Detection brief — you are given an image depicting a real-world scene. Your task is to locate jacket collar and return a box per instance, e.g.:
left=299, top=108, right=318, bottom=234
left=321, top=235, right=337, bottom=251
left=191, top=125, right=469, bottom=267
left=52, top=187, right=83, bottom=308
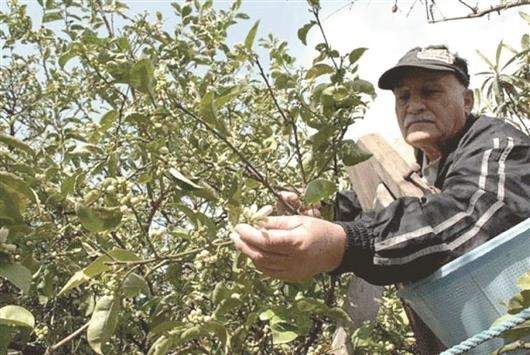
left=414, top=114, right=477, bottom=166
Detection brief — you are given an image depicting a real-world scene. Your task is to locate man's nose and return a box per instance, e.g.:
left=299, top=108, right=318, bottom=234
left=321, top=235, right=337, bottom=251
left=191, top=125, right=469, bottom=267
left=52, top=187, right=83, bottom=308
left=408, top=95, right=426, bottom=113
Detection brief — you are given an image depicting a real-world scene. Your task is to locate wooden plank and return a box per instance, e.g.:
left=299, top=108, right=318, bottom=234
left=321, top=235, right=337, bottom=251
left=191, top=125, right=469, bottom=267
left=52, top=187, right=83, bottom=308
left=373, top=183, right=394, bottom=210
left=346, top=158, right=380, bottom=210
left=357, top=134, right=424, bottom=199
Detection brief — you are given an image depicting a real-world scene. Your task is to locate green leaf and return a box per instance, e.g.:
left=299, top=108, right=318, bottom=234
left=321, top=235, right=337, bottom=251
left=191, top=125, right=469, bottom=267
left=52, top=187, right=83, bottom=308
left=149, top=321, right=184, bottom=337
left=0, top=135, right=34, bottom=155
left=327, top=307, right=352, bottom=323
left=0, top=172, right=35, bottom=202
left=495, top=40, right=503, bottom=70
left=0, top=324, right=16, bottom=354
left=297, top=21, right=316, bottom=46
left=309, top=125, right=334, bottom=151
left=259, top=309, right=276, bottom=323
left=181, top=4, right=192, bottom=18
left=519, top=11, right=530, bottom=24
left=235, top=13, right=250, bottom=20
left=348, top=47, right=368, bottom=64
left=76, top=205, right=123, bottom=233
left=294, top=298, right=326, bottom=313
left=116, top=36, right=130, bottom=51
left=99, top=110, right=118, bottom=132
left=244, top=20, right=260, bottom=50
left=340, top=140, right=372, bottom=166
left=60, top=173, right=78, bottom=196
left=271, top=329, right=298, bottom=345
left=58, top=50, right=77, bottom=68
left=304, top=179, right=337, bottom=204
left=0, top=184, right=25, bottom=224
left=59, top=249, right=140, bottom=296
left=168, top=168, right=202, bottom=190
left=476, top=49, right=495, bottom=70
left=199, top=92, right=228, bottom=136
left=517, top=272, right=530, bottom=290
left=212, top=282, right=229, bottom=305
left=199, top=91, right=217, bottom=123
left=0, top=306, right=35, bottom=328
left=148, top=335, right=172, bottom=355
left=0, top=263, right=32, bottom=293
left=42, top=11, right=62, bottom=23
left=87, top=295, right=120, bottom=354
left=216, top=86, right=241, bottom=108
left=108, top=62, right=132, bottom=84
left=305, top=63, right=334, bottom=80
left=129, top=59, right=154, bottom=94
left=351, top=78, right=375, bottom=97
left=179, top=320, right=230, bottom=352
left=122, top=272, right=149, bottom=298
left=507, top=290, right=530, bottom=314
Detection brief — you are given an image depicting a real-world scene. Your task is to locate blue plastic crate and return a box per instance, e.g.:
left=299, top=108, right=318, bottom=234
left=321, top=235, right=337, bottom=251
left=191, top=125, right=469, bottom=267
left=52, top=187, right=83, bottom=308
left=398, top=218, right=530, bottom=354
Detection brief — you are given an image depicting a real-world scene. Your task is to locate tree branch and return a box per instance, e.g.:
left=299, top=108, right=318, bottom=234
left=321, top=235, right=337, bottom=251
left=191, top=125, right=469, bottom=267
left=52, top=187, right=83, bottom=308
left=169, top=98, right=297, bottom=214
left=429, top=0, right=530, bottom=23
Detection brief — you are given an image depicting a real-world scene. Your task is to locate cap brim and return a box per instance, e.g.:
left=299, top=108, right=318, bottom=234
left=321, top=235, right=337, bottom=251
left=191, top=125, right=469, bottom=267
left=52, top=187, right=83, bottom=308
left=378, top=64, right=457, bottom=90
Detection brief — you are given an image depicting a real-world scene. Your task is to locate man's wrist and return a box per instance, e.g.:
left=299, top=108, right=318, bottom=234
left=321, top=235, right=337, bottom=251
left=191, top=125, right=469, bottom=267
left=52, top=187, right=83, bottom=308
left=329, top=220, right=375, bottom=275
left=325, top=221, right=348, bottom=272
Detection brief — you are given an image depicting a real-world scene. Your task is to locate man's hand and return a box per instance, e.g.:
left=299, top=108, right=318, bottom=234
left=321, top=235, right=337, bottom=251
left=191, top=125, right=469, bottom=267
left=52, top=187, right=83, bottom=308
left=276, top=191, right=321, bottom=217
left=232, top=216, right=347, bottom=282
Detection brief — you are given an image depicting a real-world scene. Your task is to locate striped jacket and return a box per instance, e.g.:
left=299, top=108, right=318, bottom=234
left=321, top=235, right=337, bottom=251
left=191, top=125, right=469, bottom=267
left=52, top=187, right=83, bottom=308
left=333, top=115, right=530, bottom=285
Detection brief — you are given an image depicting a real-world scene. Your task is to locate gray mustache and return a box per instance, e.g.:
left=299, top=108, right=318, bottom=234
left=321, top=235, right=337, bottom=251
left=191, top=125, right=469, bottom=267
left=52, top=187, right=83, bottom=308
left=404, top=115, right=435, bottom=128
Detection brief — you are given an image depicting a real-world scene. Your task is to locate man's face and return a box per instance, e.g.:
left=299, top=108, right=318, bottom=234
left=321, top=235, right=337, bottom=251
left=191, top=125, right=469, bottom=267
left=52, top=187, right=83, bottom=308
left=393, top=69, right=474, bottom=158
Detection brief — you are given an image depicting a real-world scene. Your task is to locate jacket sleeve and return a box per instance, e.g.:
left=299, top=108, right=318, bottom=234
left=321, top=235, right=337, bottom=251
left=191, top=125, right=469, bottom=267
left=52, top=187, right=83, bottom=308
left=332, top=130, right=530, bottom=285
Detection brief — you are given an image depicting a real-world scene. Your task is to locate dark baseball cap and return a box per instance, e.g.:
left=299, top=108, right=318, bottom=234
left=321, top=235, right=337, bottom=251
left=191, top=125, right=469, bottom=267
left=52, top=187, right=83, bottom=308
left=378, top=45, right=470, bottom=90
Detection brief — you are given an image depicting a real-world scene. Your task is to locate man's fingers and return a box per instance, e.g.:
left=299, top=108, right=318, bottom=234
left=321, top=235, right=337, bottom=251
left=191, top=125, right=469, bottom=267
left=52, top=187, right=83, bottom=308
left=259, top=216, right=303, bottom=230
left=232, top=232, right=291, bottom=270
left=253, top=251, right=290, bottom=270
left=231, top=232, right=262, bottom=260
left=235, top=223, right=294, bottom=254
left=300, top=207, right=321, bottom=218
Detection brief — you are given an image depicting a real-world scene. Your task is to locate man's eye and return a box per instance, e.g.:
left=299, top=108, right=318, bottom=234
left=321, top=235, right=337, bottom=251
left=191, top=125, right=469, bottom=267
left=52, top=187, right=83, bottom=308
left=424, top=88, right=440, bottom=96
left=398, top=94, right=409, bottom=101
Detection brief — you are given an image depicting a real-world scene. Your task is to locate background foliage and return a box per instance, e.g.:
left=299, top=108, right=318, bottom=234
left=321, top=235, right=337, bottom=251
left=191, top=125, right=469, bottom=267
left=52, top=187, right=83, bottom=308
left=0, top=0, right=374, bottom=353
left=0, top=0, right=528, bottom=354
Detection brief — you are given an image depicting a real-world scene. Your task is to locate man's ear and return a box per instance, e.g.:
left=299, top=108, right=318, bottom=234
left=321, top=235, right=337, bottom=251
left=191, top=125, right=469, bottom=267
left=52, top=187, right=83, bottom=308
left=463, top=89, right=474, bottom=115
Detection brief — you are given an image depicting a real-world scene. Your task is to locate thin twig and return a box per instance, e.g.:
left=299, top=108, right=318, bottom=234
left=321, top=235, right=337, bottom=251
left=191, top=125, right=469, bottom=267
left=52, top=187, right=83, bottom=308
left=406, top=0, right=420, bottom=17
left=311, top=7, right=339, bottom=71
left=106, top=240, right=234, bottom=267
left=254, top=56, right=307, bottom=184
left=324, top=0, right=356, bottom=20
left=130, top=203, right=160, bottom=258
left=95, top=0, right=114, bottom=38
left=44, top=322, right=90, bottom=355
left=457, top=0, right=478, bottom=13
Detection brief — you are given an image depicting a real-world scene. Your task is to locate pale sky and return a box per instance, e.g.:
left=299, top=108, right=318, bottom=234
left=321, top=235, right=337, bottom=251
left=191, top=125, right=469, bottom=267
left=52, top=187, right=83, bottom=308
left=2, top=0, right=528, bottom=143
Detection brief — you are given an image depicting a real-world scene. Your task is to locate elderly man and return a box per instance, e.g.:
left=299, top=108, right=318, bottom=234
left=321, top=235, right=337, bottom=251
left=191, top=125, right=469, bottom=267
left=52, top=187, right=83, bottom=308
left=232, top=45, right=530, bottom=286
